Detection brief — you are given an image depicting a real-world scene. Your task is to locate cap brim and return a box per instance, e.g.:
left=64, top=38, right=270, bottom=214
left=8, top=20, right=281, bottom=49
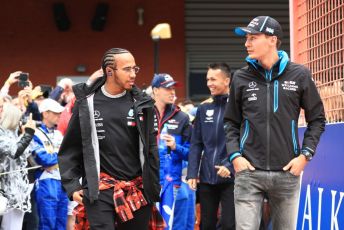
left=51, top=108, right=65, bottom=113
left=40, top=107, right=65, bottom=113
left=161, top=81, right=181, bottom=88
left=234, top=27, right=261, bottom=36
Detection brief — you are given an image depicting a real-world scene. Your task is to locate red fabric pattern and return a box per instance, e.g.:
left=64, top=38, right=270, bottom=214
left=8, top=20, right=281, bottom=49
left=73, top=173, right=166, bottom=230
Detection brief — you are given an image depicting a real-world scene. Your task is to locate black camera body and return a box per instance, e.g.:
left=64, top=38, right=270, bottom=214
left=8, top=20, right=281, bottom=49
left=19, top=115, right=42, bottom=128
left=18, top=73, right=29, bottom=88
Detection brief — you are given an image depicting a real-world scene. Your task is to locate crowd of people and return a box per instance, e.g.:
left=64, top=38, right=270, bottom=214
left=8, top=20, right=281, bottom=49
left=0, top=16, right=326, bottom=230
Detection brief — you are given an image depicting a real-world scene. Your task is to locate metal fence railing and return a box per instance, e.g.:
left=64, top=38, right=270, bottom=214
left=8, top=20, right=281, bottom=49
left=293, top=0, right=344, bottom=125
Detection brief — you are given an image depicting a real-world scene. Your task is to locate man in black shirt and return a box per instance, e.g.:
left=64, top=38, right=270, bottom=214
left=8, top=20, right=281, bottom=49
left=58, top=48, right=161, bottom=230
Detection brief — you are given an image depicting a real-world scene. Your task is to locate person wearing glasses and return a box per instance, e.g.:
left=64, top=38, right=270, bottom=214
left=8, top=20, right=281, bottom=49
left=58, top=48, right=162, bottom=230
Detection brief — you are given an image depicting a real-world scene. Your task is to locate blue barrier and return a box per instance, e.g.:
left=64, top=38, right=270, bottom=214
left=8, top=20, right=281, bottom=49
left=297, top=123, right=344, bottom=229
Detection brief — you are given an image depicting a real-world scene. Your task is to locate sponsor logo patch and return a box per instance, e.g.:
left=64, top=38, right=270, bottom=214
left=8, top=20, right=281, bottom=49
left=282, top=81, right=298, bottom=91
left=248, top=93, right=258, bottom=101
left=247, top=81, right=260, bottom=92
left=205, top=109, right=214, bottom=123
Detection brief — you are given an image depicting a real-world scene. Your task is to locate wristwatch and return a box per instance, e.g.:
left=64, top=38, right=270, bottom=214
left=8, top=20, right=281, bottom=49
left=301, top=150, right=313, bottom=161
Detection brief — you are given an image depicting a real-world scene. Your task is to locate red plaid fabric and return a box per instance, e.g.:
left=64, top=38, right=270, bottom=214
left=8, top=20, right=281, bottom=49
left=149, top=205, right=166, bottom=230
left=73, top=173, right=166, bottom=230
left=73, top=205, right=89, bottom=230
left=99, top=172, right=148, bottom=222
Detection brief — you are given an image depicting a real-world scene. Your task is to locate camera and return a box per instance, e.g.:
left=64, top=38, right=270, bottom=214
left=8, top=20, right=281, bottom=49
left=19, top=115, right=42, bottom=128
left=18, top=73, right=29, bottom=88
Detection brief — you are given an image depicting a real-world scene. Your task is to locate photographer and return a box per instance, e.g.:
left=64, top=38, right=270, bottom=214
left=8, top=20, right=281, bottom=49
left=1, top=71, right=21, bottom=97
left=18, top=87, right=42, bottom=122
left=49, top=78, right=74, bottom=106
left=0, top=101, right=36, bottom=230
left=1, top=71, right=41, bottom=121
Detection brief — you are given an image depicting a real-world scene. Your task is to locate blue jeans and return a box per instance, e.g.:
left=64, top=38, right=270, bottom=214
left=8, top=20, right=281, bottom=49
left=234, top=170, right=300, bottom=230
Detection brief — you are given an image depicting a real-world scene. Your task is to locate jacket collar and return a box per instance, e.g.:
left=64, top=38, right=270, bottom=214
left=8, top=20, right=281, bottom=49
left=212, top=94, right=228, bottom=104
left=72, top=77, right=153, bottom=107
left=39, top=123, right=55, bottom=133
left=246, top=50, right=289, bottom=79
left=72, top=77, right=106, bottom=100
left=164, top=104, right=180, bottom=117
left=155, top=104, right=180, bottom=122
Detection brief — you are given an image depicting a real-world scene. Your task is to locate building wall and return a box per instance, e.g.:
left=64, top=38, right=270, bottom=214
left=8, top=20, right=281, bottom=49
left=185, top=0, right=290, bottom=101
left=0, top=1, right=185, bottom=97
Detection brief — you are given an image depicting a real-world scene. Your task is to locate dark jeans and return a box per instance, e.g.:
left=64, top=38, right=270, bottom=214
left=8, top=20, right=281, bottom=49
left=199, top=182, right=235, bottom=230
left=84, top=189, right=152, bottom=230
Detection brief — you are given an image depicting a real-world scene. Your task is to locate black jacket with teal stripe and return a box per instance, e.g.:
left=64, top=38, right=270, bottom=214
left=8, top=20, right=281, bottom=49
left=224, top=51, right=326, bottom=170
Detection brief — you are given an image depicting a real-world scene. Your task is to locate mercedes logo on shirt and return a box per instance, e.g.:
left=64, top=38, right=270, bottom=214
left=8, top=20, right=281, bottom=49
left=94, top=110, right=100, bottom=119
left=249, top=81, right=257, bottom=88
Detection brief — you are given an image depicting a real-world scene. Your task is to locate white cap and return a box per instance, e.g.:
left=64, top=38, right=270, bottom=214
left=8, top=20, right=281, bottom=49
left=39, top=98, right=65, bottom=113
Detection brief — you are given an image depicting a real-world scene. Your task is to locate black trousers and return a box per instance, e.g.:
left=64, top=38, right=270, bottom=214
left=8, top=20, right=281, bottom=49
left=84, top=189, right=152, bottom=230
left=199, top=182, right=235, bottom=230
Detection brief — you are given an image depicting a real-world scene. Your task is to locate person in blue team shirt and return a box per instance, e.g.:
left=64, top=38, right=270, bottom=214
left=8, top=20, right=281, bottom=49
left=151, top=73, right=194, bottom=230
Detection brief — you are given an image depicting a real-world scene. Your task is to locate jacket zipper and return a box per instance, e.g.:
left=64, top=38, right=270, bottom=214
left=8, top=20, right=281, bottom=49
left=274, top=80, right=279, bottom=112
left=156, top=108, right=178, bottom=134
left=156, top=107, right=178, bottom=156
left=291, top=120, right=298, bottom=154
left=240, top=119, right=249, bottom=151
left=133, top=97, right=155, bottom=149
left=212, top=103, right=222, bottom=182
left=266, top=70, right=272, bottom=170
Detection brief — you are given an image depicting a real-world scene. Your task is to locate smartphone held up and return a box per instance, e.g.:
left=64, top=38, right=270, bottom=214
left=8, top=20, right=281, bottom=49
left=18, top=72, right=29, bottom=88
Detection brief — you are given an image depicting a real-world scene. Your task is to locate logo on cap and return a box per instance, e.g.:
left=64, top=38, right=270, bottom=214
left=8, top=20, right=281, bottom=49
left=266, top=27, right=274, bottom=34
left=234, top=16, right=283, bottom=39
left=163, top=74, right=173, bottom=82
left=151, top=73, right=179, bottom=88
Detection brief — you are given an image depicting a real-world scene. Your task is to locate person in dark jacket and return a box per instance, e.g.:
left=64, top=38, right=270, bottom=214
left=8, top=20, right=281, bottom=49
left=224, top=16, right=326, bottom=230
left=151, top=73, right=194, bottom=229
left=187, top=63, right=235, bottom=230
left=58, top=48, right=161, bottom=230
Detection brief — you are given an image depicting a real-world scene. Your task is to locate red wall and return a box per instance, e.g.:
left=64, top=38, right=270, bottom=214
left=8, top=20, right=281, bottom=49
left=0, top=1, right=185, bottom=97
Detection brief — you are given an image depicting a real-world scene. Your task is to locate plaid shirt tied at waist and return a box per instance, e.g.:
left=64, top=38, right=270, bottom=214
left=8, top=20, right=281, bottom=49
left=73, top=172, right=166, bottom=230
left=99, top=172, right=147, bottom=222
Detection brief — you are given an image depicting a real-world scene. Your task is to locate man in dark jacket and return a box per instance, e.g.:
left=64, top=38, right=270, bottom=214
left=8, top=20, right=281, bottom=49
left=187, top=63, right=235, bottom=230
left=58, top=48, right=161, bottom=230
left=224, top=16, right=326, bottom=229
